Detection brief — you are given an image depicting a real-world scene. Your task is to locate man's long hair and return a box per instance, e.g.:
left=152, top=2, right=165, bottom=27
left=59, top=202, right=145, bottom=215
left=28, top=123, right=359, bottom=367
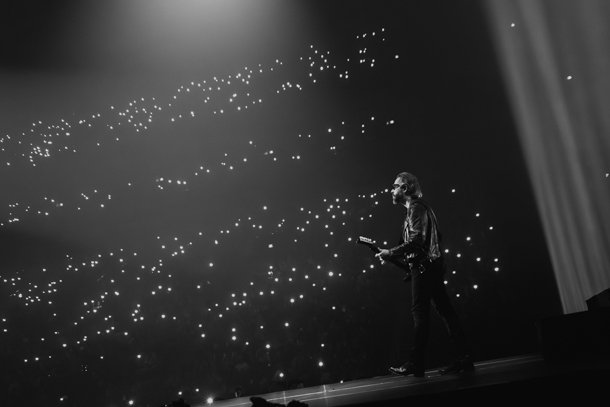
left=396, top=172, right=423, bottom=199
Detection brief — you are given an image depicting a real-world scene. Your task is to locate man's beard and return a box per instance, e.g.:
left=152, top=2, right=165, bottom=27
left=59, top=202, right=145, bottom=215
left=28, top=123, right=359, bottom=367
left=392, top=193, right=406, bottom=205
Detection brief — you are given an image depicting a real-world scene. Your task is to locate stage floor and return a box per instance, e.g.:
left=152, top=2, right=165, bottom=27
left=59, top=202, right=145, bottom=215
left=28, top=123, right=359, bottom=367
left=194, top=354, right=610, bottom=407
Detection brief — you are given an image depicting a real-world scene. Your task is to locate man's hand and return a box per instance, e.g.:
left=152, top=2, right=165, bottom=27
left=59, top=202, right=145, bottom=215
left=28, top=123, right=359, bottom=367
left=375, top=249, right=391, bottom=265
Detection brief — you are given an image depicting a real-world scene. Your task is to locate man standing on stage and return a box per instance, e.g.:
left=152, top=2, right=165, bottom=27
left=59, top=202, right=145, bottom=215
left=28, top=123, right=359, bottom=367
left=375, top=172, right=473, bottom=377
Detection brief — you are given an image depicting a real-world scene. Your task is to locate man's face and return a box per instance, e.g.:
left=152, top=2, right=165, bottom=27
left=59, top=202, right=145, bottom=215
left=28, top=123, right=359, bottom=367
left=391, top=177, right=407, bottom=205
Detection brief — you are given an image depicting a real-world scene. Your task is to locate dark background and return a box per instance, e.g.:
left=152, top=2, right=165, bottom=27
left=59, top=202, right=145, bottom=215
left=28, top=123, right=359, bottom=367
left=0, top=1, right=562, bottom=406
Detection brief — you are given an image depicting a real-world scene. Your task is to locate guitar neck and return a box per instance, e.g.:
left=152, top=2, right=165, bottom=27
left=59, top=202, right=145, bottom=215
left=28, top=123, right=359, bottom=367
left=369, top=244, right=410, bottom=272
left=356, top=236, right=411, bottom=273
left=357, top=237, right=412, bottom=281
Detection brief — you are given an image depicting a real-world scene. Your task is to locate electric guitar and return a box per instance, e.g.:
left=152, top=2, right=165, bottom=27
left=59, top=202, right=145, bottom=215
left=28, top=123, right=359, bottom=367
left=357, top=236, right=412, bottom=282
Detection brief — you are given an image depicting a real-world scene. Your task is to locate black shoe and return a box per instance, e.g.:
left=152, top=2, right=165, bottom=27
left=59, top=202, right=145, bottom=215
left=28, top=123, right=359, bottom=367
left=438, top=356, right=474, bottom=375
left=389, top=362, right=425, bottom=377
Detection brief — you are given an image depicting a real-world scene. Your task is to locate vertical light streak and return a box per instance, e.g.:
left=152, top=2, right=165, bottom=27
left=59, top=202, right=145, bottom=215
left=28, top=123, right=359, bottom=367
left=486, top=0, right=610, bottom=313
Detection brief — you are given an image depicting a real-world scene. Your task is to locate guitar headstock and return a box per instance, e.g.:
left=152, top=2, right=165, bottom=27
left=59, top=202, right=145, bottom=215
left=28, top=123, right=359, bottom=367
left=357, top=236, right=375, bottom=246
left=357, top=236, right=380, bottom=253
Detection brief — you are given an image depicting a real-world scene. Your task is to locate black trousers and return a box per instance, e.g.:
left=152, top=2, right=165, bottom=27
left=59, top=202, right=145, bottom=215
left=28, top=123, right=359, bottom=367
left=408, top=257, right=468, bottom=367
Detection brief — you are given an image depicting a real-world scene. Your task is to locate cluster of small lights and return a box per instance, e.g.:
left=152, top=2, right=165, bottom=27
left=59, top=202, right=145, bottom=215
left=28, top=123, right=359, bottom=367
left=0, top=26, right=515, bottom=406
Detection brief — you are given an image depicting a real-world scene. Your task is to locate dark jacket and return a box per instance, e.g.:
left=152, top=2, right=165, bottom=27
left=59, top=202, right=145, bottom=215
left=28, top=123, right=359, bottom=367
left=388, top=199, right=442, bottom=265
